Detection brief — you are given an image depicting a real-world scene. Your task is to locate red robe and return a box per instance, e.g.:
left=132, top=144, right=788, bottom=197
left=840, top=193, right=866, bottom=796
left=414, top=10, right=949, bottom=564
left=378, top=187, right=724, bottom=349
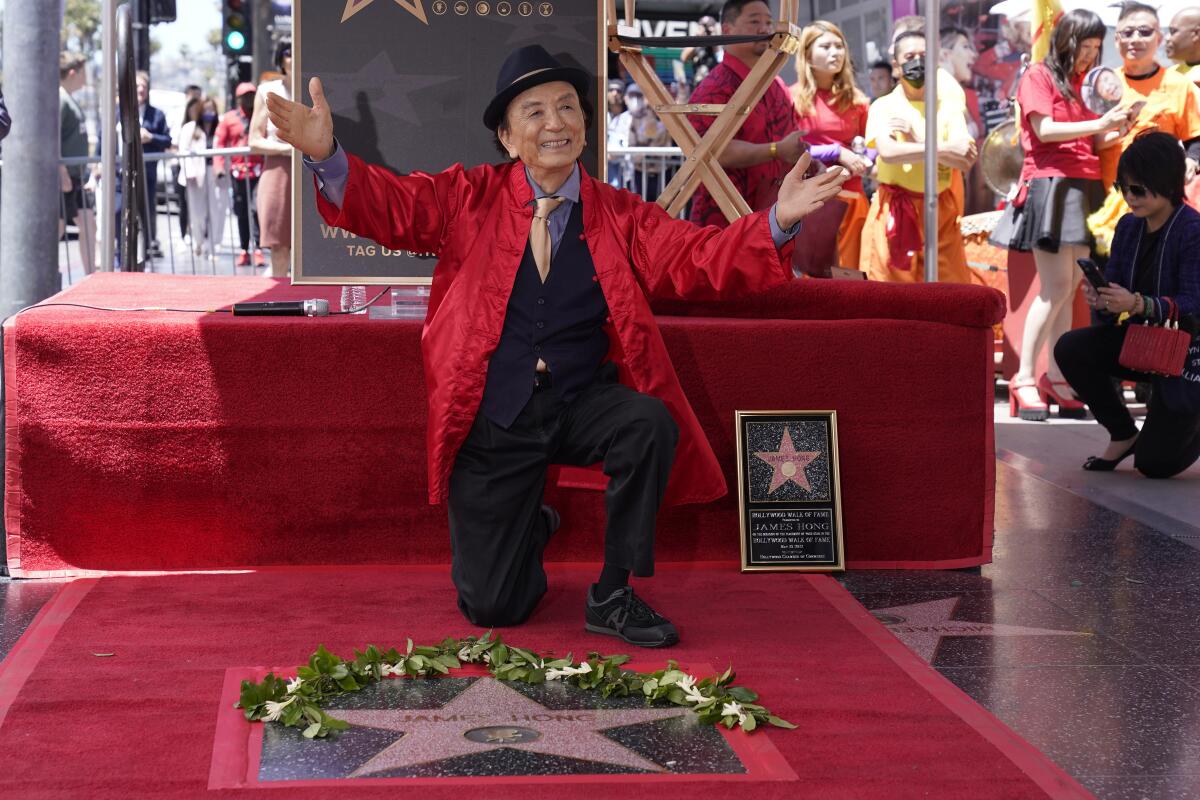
left=315, top=155, right=794, bottom=505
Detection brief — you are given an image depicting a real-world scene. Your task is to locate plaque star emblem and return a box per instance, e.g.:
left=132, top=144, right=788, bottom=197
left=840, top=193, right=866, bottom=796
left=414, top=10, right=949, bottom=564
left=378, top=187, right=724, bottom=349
left=753, top=427, right=821, bottom=494
left=872, top=597, right=1091, bottom=663
left=333, top=677, right=688, bottom=776
left=342, top=0, right=429, bottom=25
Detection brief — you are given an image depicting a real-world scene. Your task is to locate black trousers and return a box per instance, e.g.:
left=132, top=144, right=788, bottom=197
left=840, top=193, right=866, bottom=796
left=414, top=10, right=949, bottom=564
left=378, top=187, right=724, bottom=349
left=1055, top=325, right=1200, bottom=478
left=447, top=364, right=678, bottom=627
left=231, top=174, right=260, bottom=252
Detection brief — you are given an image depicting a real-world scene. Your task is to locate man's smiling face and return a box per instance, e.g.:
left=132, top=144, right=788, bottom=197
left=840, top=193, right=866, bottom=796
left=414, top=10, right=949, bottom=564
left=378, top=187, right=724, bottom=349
left=498, top=81, right=586, bottom=175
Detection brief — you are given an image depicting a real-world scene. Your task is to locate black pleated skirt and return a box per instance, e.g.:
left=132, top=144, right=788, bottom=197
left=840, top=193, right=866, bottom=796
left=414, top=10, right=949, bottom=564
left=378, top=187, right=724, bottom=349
left=990, top=176, right=1105, bottom=253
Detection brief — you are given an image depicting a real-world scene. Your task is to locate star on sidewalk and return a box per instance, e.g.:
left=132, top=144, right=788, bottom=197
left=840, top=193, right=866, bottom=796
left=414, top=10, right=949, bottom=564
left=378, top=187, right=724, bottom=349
left=872, top=597, right=1091, bottom=663
left=753, top=427, right=821, bottom=494
left=334, top=677, right=688, bottom=776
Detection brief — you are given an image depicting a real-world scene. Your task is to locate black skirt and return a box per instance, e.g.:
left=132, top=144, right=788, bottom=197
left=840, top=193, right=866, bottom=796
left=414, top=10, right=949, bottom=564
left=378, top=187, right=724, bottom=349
left=990, top=176, right=1105, bottom=253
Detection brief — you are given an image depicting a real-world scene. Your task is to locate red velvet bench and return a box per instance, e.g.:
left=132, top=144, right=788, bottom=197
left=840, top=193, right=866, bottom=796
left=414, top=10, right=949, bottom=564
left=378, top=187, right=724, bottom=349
left=3, top=274, right=1003, bottom=577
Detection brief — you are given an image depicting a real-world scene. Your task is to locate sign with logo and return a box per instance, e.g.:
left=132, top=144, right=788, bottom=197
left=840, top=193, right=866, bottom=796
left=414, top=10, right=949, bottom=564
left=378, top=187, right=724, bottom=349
left=734, top=410, right=845, bottom=572
left=292, top=0, right=603, bottom=284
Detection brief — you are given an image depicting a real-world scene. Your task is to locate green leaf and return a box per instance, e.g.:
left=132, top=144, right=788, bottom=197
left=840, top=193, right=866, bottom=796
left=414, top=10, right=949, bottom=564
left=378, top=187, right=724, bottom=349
left=525, top=668, right=546, bottom=684
left=742, top=713, right=757, bottom=732
left=767, top=715, right=797, bottom=729
left=642, top=678, right=659, bottom=697
left=302, top=722, right=323, bottom=739
left=336, top=675, right=360, bottom=691
left=492, top=644, right=509, bottom=666
left=435, top=654, right=461, bottom=670
left=727, top=686, right=758, bottom=703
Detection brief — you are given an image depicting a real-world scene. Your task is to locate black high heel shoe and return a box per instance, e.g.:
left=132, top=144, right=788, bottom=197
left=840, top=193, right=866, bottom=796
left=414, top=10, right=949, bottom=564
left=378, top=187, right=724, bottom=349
left=1082, top=440, right=1137, bottom=471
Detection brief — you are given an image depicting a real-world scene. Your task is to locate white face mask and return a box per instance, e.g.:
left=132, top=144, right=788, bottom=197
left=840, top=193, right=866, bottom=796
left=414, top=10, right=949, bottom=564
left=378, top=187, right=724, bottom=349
left=626, top=95, right=645, bottom=112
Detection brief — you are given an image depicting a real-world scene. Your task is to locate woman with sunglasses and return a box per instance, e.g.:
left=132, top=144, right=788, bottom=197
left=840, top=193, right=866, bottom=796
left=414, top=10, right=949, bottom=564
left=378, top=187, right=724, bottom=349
left=991, top=9, right=1133, bottom=421
left=1086, top=3, right=1200, bottom=256
left=1054, top=132, right=1200, bottom=476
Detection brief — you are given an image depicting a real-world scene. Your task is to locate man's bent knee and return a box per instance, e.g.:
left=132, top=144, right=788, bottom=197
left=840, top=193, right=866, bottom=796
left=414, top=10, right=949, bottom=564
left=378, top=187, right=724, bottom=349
left=457, top=594, right=532, bottom=628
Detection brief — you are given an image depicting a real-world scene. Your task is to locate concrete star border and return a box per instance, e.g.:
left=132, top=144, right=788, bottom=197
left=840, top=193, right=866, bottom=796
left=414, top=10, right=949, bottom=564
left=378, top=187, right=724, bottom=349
left=237, top=632, right=795, bottom=740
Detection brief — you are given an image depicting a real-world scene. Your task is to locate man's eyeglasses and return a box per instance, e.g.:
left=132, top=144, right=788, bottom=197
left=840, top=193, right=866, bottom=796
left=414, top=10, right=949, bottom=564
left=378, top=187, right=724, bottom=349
left=1116, top=181, right=1150, bottom=198
left=1117, top=26, right=1159, bottom=39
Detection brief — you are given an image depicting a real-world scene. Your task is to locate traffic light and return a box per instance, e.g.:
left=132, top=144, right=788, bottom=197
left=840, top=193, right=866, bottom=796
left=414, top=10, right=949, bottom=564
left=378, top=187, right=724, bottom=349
left=222, top=0, right=252, bottom=56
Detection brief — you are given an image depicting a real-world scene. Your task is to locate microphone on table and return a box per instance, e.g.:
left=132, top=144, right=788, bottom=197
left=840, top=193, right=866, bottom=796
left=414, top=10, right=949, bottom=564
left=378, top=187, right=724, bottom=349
left=231, top=299, right=331, bottom=317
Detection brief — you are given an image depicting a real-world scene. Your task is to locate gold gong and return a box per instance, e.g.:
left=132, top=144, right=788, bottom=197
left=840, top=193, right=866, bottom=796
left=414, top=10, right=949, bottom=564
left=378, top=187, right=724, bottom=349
left=980, top=119, right=1023, bottom=197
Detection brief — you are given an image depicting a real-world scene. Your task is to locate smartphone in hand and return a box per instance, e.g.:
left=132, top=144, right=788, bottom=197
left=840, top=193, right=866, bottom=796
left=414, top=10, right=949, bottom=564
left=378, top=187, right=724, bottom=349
left=1076, top=257, right=1109, bottom=290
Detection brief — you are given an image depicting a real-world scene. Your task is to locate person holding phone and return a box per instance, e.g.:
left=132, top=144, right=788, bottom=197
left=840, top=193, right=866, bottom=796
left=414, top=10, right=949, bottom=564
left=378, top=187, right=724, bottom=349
left=990, top=9, right=1133, bottom=420
left=1055, top=132, right=1200, bottom=476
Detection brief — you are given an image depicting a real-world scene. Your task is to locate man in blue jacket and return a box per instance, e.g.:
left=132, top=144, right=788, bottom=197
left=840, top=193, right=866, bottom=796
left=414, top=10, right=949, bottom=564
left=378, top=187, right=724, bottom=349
left=135, top=71, right=171, bottom=258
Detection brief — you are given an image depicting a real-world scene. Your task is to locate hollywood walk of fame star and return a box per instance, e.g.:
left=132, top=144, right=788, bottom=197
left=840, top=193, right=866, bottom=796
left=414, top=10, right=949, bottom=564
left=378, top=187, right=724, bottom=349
left=343, top=0, right=430, bottom=25
left=314, top=52, right=458, bottom=126
left=753, top=427, right=821, bottom=494
left=333, top=677, right=689, bottom=776
left=872, top=597, right=1091, bottom=663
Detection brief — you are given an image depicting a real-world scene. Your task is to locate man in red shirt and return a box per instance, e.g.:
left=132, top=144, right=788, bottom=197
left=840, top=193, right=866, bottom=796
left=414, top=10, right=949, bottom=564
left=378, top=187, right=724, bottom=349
left=687, top=0, right=808, bottom=227
left=214, top=82, right=265, bottom=268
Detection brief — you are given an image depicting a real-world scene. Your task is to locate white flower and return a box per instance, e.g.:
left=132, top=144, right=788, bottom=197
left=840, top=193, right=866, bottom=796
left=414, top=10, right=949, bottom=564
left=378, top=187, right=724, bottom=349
left=285, top=677, right=303, bottom=694
left=545, top=662, right=593, bottom=681
left=458, top=645, right=473, bottom=661
left=682, top=684, right=713, bottom=706
left=262, top=696, right=296, bottom=722
left=721, top=701, right=748, bottom=726
left=380, top=661, right=406, bottom=677
left=676, top=674, right=697, bottom=692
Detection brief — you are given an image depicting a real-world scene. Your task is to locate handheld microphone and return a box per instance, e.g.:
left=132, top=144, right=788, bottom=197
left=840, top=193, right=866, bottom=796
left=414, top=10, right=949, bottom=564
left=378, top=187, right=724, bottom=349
left=232, top=299, right=330, bottom=317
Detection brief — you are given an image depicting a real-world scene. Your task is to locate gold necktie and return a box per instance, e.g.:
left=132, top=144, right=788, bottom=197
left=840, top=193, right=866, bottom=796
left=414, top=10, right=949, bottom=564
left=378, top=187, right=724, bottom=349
left=530, top=195, right=564, bottom=283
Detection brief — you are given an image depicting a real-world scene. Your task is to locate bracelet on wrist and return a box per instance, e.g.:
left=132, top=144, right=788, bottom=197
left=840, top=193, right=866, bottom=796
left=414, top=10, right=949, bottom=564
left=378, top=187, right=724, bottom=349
left=768, top=141, right=778, bottom=159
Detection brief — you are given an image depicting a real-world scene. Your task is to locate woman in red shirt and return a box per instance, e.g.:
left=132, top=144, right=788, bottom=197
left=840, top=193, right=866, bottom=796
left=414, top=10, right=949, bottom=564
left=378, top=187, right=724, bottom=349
left=790, top=21, right=873, bottom=270
left=990, top=9, right=1132, bottom=420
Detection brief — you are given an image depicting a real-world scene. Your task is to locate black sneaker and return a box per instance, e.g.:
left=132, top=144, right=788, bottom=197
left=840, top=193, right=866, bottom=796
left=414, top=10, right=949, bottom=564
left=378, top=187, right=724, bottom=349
left=585, top=585, right=679, bottom=648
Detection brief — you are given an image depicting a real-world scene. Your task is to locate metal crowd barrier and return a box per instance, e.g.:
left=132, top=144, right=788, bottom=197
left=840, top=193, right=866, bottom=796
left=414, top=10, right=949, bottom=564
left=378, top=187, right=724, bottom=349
left=44, top=146, right=261, bottom=283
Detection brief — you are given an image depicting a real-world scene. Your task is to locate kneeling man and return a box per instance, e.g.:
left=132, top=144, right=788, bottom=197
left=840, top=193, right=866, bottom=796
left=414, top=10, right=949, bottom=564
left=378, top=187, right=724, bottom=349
left=268, top=45, right=846, bottom=647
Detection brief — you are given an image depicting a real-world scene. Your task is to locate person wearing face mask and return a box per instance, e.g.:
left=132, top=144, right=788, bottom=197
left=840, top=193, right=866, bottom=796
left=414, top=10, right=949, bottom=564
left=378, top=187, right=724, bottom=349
left=1087, top=2, right=1200, bottom=255
left=618, top=84, right=671, bottom=199
left=790, top=21, right=873, bottom=270
left=687, top=0, right=810, bottom=227
left=990, top=10, right=1133, bottom=421
left=177, top=97, right=229, bottom=260
left=860, top=26, right=977, bottom=283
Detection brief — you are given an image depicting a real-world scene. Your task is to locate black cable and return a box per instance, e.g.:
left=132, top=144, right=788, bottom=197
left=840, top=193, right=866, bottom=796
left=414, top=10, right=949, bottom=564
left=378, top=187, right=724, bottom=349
left=330, top=285, right=393, bottom=315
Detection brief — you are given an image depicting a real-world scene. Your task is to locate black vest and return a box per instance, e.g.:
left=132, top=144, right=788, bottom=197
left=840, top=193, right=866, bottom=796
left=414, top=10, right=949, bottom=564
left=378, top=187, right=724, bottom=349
left=480, top=201, right=610, bottom=428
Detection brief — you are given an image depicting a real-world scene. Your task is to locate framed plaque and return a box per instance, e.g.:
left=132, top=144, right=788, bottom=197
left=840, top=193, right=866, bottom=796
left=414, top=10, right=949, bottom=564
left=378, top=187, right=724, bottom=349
left=734, top=411, right=845, bottom=572
left=292, top=0, right=605, bottom=285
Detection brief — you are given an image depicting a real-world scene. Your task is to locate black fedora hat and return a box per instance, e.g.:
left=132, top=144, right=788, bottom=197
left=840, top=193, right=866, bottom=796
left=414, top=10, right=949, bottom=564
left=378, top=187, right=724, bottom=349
left=483, top=45, right=591, bottom=131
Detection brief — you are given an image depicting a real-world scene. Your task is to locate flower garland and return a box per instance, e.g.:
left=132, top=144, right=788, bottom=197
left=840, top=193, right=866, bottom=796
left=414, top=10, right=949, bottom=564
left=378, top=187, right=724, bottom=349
left=237, top=632, right=795, bottom=739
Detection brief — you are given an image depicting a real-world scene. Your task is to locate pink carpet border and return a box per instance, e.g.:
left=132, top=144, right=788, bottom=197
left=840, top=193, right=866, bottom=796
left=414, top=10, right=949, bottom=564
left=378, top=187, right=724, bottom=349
left=209, top=662, right=798, bottom=789
left=0, top=578, right=97, bottom=728
left=807, top=575, right=1092, bottom=799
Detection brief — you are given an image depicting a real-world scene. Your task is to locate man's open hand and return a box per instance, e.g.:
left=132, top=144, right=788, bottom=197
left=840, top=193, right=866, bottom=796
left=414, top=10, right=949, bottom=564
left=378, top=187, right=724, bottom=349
left=265, top=76, right=335, bottom=161
left=775, top=152, right=849, bottom=229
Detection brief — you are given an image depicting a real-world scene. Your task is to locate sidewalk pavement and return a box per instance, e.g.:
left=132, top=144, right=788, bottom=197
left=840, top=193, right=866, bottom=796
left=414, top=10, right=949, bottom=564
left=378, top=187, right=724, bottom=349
left=994, top=388, right=1200, bottom=549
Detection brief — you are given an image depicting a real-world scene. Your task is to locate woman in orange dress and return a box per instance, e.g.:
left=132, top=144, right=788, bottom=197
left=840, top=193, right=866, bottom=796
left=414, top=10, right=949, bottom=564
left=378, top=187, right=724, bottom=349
left=790, top=21, right=873, bottom=270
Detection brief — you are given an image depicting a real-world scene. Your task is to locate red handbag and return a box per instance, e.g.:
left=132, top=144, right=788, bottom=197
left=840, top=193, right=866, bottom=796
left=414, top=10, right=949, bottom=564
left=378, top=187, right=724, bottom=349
left=1118, top=298, right=1192, bottom=377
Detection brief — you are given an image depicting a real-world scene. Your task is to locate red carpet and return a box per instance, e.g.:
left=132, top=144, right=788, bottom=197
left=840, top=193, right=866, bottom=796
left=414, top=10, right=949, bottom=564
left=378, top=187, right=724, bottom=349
left=0, top=566, right=1088, bottom=798
left=5, top=274, right=1000, bottom=576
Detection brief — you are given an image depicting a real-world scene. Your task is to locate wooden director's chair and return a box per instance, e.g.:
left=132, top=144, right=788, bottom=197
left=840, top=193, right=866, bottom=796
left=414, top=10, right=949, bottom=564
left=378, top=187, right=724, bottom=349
left=605, top=0, right=803, bottom=222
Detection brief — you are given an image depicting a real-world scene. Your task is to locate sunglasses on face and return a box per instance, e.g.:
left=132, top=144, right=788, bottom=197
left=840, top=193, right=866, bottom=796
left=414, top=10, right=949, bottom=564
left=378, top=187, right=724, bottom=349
left=1118, top=26, right=1158, bottom=39
left=1116, top=181, right=1149, bottom=198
